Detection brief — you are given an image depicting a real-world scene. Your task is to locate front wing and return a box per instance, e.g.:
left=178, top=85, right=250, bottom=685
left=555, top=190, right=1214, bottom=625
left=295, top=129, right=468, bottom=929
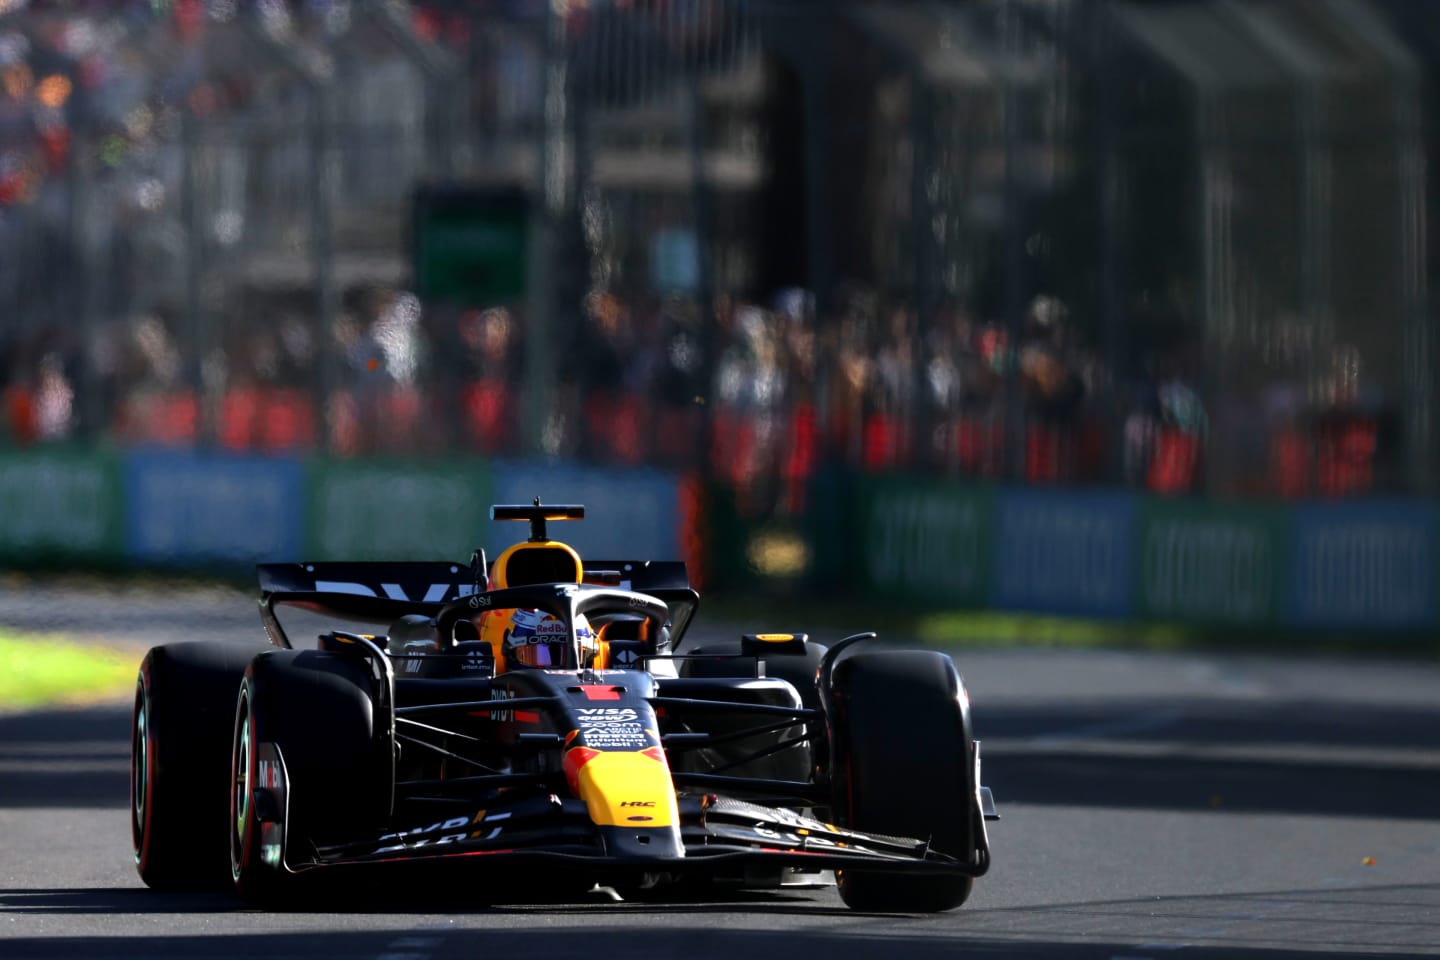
left=298, top=793, right=985, bottom=878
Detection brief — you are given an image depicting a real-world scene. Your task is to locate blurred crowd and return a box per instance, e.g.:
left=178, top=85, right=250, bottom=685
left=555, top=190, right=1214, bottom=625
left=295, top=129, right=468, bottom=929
left=2, top=271, right=1404, bottom=510
left=0, top=0, right=1407, bottom=507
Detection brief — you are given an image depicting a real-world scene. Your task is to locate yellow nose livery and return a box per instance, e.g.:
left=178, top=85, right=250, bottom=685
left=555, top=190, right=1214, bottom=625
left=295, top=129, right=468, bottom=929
left=564, top=745, right=679, bottom=829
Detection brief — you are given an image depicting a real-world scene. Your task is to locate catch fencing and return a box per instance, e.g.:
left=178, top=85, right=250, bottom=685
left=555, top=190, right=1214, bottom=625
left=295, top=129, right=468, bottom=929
left=1, top=0, right=1436, bottom=586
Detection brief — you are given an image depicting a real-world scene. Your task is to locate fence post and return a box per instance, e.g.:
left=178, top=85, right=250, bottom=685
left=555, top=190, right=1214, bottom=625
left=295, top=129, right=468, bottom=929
left=690, top=70, right=717, bottom=475
left=1195, top=84, right=1226, bottom=496
left=523, top=0, right=568, bottom=457
left=241, top=12, right=335, bottom=453
left=1001, top=0, right=1027, bottom=485
left=1096, top=2, right=1126, bottom=486
left=1395, top=54, right=1433, bottom=495
left=180, top=105, right=209, bottom=445
left=910, top=71, right=934, bottom=471
left=363, top=0, right=461, bottom=181
left=310, top=78, right=338, bottom=453
left=803, top=11, right=832, bottom=321
left=68, top=121, right=105, bottom=440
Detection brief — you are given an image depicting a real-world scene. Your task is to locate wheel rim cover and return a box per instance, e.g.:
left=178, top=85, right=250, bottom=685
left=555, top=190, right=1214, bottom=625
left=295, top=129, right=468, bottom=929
left=232, top=707, right=250, bottom=871
left=131, top=685, right=147, bottom=855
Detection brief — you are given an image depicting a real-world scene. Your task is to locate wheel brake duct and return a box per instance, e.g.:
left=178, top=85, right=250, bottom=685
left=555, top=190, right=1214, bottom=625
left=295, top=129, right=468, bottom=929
left=812, top=632, right=878, bottom=789
left=328, top=631, right=397, bottom=818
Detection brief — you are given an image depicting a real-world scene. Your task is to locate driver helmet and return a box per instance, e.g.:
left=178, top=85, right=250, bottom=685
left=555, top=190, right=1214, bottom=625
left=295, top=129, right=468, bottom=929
left=501, top=609, right=598, bottom=670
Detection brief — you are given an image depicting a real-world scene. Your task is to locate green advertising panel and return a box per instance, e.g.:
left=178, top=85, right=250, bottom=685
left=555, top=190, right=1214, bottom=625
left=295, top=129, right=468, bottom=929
left=413, top=186, right=528, bottom=306
left=1138, top=498, right=1287, bottom=625
left=0, top=447, right=122, bottom=565
left=306, top=458, right=492, bottom=562
left=859, top=475, right=991, bottom=606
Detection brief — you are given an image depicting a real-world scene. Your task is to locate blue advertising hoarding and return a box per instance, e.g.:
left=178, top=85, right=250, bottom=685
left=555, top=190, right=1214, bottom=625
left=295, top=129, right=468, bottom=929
left=1287, top=500, right=1437, bottom=631
left=68, top=446, right=1437, bottom=638
left=124, top=449, right=305, bottom=567
left=489, top=461, right=681, bottom=562
left=991, top=489, right=1137, bottom=618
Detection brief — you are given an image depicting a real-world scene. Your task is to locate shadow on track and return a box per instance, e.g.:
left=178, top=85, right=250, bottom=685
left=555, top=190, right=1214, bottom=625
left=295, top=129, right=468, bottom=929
left=987, top=750, right=1440, bottom=819
left=0, top=887, right=237, bottom=916
left=3, top=925, right=1439, bottom=960
left=979, top=698, right=1440, bottom=819
left=978, top=698, right=1440, bottom=751
left=967, top=880, right=1440, bottom=921
left=0, top=705, right=130, bottom=808
left=0, top=881, right=854, bottom=921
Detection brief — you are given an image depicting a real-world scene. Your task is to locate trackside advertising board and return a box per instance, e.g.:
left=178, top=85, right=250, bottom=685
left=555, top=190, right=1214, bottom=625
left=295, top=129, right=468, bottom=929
left=1287, top=501, right=1436, bottom=631
left=2, top=442, right=1432, bottom=637
left=991, top=489, right=1137, bottom=618
left=852, top=476, right=1436, bottom=634
left=0, top=448, right=122, bottom=565
left=1137, top=499, right=1286, bottom=625
left=124, top=449, right=304, bottom=567
left=306, top=458, right=492, bottom=561
left=858, top=475, right=991, bottom=606
left=489, top=461, right=682, bottom=561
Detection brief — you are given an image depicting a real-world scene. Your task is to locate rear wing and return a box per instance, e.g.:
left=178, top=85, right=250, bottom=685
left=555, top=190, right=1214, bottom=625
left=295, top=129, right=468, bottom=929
left=257, top=560, right=696, bottom=649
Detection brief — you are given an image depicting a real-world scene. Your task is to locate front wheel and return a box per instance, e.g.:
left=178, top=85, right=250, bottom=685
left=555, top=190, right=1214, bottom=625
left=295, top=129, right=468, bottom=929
left=229, top=675, right=288, bottom=903
left=229, top=650, right=385, bottom=904
left=828, top=650, right=980, bottom=913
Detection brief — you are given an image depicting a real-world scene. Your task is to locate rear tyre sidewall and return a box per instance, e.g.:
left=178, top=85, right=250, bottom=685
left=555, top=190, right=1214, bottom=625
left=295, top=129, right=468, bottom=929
left=131, top=641, right=267, bottom=890
left=829, top=650, right=978, bottom=913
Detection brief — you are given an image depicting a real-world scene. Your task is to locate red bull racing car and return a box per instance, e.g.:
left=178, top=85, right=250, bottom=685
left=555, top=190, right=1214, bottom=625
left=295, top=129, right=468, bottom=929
left=130, top=502, right=997, bottom=912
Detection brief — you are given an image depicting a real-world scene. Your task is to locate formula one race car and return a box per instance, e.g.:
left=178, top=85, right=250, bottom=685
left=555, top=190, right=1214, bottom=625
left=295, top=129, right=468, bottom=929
left=130, top=501, right=996, bottom=912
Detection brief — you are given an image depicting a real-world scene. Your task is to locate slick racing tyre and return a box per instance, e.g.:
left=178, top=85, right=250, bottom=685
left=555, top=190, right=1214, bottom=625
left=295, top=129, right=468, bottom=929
left=230, top=649, right=385, bottom=904
left=828, top=650, right=979, bottom=913
left=131, top=640, right=269, bottom=890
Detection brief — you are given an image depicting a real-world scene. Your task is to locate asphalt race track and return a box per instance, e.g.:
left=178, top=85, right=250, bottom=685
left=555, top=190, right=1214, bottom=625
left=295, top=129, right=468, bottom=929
left=3, top=582, right=1440, bottom=959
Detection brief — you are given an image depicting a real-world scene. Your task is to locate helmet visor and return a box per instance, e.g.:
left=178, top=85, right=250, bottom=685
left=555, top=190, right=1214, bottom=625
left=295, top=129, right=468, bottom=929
left=505, top=610, right=589, bottom=670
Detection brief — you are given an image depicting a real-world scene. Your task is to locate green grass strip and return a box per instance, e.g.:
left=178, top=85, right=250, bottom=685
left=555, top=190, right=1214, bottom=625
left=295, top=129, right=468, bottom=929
left=0, top=632, right=136, bottom=712
left=911, top=610, right=1193, bottom=649
left=704, top=594, right=1438, bottom=658
left=704, top=595, right=1163, bottom=646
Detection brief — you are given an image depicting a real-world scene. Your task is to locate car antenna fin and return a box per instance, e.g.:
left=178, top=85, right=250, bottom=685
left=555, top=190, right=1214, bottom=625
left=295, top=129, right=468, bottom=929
left=470, top=547, right=487, bottom=594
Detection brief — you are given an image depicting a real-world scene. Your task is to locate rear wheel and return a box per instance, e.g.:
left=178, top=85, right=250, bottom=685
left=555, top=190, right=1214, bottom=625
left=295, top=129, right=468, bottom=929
left=828, top=650, right=979, bottom=913
left=131, top=641, right=268, bottom=890
left=230, top=650, right=385, bottom=903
